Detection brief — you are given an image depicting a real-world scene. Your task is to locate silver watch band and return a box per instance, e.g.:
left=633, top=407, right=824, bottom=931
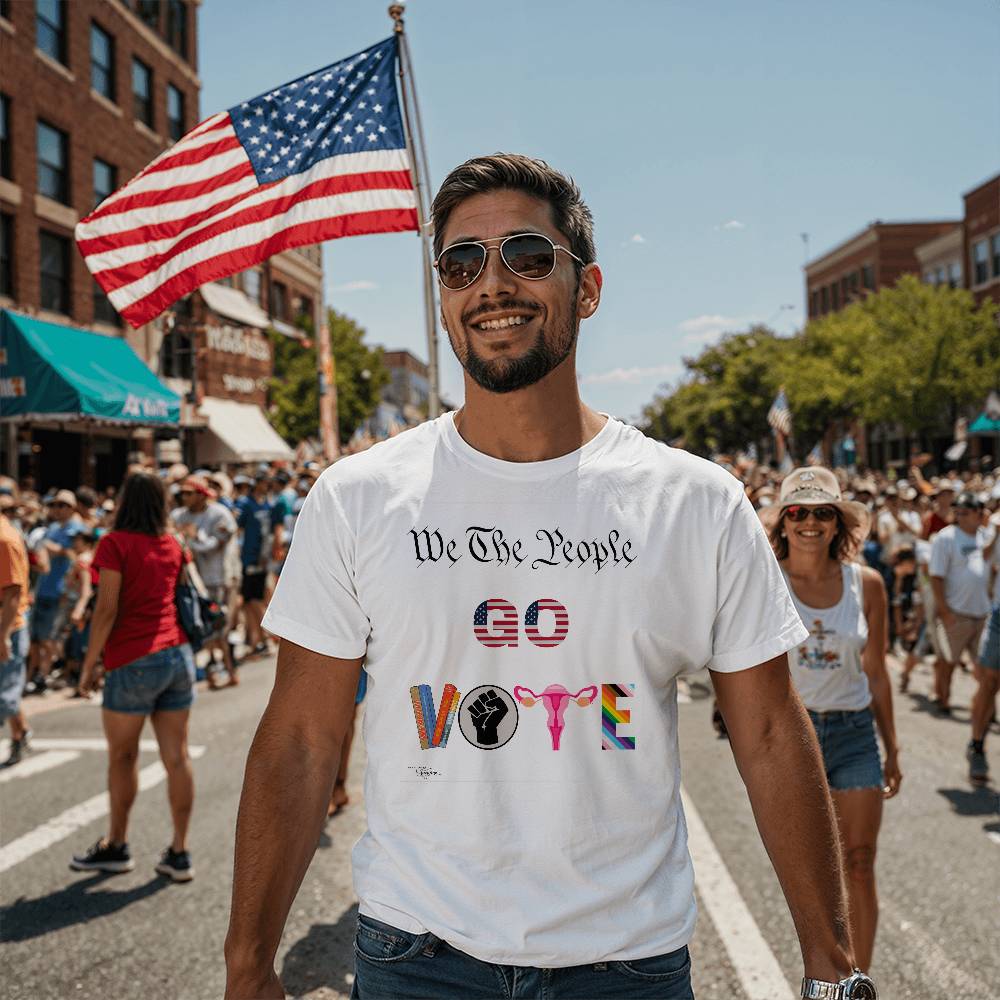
left=801, top=978, right=845, bottom=999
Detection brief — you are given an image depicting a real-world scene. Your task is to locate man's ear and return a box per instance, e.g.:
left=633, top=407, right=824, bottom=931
left=577, top=263, right=603, bottom=321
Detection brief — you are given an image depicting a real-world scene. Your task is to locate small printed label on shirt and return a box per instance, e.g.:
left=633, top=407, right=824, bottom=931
left=407, top=765, right=443, bottom=780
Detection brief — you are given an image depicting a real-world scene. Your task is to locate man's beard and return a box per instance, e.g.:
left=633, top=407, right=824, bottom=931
left=454, top=311, right=578, bottom=395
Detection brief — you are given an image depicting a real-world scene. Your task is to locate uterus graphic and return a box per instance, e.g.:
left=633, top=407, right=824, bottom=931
left=513, top=684, right=598, bottom=750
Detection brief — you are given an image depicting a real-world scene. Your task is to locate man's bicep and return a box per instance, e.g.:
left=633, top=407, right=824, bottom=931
left=266, top=638, right=363, bottom=751
left=709, top=653, right=799, bottom=749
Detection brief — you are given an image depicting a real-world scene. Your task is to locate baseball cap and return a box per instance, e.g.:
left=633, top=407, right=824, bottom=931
left=954, top=491, right=982, bottom=511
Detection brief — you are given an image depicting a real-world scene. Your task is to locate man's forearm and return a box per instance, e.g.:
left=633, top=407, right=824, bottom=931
left=734, top=694, right=854, bottom=979
left=224, top=710, right=341, bottom=993
left=0, top=587, right=20, bottom=640
left=930, top=577, right=949, bottom=618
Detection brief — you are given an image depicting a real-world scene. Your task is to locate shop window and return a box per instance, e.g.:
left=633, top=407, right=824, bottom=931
left=93, top=279, right=120, bottom=326
left=242, top=268, right=261, bottom=304
left=132, top=58, right=153, bottom=127
left=167, top=84, right=184, bottom=142
left=93, top=158, right=117, bottom=209
left=37, top=120, right=69, bottom=204
left=0, top=94, right=10, bottom=180
left=136, top=0, right=160, bottom=31
left=36, top=0, right=67, bottom=65
left=90, top=23, right=115, bottom=100
left=0, top=213, right=13, bottom=297
left=972, top=239, right=989, bottom=285
left=270, top=280, right=288, bottom=320
left=166, top=0, right=187, bottom=59
left=39, top=229, right=70, bottom=314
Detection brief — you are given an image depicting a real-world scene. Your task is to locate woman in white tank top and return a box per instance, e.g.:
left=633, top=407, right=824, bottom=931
left=764, top=467, right=901, bottom=973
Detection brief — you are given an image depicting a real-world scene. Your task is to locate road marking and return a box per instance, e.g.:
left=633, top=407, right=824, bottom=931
left=0, top=737, right=166, bottom=755
left=681, top=786, right=796, bottom=1000
left=988, top=831, right=1000, bottom=847
left=0, top=750, right=81, bottom=784
left=0, top=745, right=205, bottom=874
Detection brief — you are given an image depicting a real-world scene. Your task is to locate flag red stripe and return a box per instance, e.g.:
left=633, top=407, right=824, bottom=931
left=117, top=207, right=417, bottom=326
left=138, top=133, right=244, bottom=177
left=85, top=169, right=415, bottom=278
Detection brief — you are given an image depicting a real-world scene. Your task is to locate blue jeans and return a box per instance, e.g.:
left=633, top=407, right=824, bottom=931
left=102, top=643, right=196, bottom=714
left=807, top=706, right=883, bottom=791
left=351, top=915, right=694, bottom=999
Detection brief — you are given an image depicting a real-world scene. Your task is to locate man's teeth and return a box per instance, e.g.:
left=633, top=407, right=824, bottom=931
left=475, top=315, right=528, bottom=331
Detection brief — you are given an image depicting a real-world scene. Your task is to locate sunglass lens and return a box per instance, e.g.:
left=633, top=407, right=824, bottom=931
left=814, top=507, right=837, bottom=521
left=438, top=243, right=486, bottom=289
left=501, top=234, right=556, bottom=279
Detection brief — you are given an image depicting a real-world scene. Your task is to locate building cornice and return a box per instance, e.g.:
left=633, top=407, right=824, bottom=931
left=805, top=226, right=877, bottom=277
left=914, top=226, right=962, bottom=265
left=271, top=249, right=324, bottom=290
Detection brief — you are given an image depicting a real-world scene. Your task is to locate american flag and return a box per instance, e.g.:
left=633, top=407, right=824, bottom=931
left=524, top=599, right=569, bottom=648
left=75, top=35, right=417, bottom=329
left=473, top=599, right=519, bottom=649
left=767, top=389, right=793, bottom=437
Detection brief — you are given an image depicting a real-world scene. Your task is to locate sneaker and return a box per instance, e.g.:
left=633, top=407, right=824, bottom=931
left=967, top=743, right=989, bottom=783
left=3, top=729, right=32, bottom=767
left=70, top=839, right=135, bottom=873
left=155, top=846, right=194, bottom=882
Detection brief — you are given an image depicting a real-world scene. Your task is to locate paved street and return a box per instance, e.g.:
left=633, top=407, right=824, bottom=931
left=2, top=654, right=997, bottom=1000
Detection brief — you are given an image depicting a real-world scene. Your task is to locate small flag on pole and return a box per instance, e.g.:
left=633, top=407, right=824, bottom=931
left=767, top=389, right=793, bottom=437
left=806, top=442, right=823, bottom=466
left=76, top=36, right=417, bottom=328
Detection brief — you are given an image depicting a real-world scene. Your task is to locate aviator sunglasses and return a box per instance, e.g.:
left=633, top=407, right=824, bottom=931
left=434, top=233, right=584, bottom=291
left=784, top=504, right=838, bottom=522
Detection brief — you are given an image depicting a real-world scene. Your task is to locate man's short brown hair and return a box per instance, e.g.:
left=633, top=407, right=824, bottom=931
left=430, top=153, right=596, bottom=270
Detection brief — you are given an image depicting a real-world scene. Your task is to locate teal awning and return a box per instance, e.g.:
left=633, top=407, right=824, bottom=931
left=0, top=310, right=180, bottom=426
left=969, top=412, right=1000, bottom=434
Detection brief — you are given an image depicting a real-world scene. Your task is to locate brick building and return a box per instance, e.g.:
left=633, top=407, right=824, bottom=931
left=963, top=172, right=1000, bottom=308
left=0, top=0, right=322, bottom=483
left=804, top=220, right=959, bottom=320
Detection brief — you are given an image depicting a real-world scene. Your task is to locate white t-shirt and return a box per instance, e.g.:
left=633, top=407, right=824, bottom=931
left=929, top=524, right=991, bottom=618
left=263, top=412, right=808, bottom=966
left=877, top=507, right=921, bottom=557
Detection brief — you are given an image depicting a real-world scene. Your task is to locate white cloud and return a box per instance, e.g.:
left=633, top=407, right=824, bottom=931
left=329, top=279, right=378, bottom=293
left=678, top=314, right=747, bottom=344
left=579, top=363, right=681, bottom=386
left=715, top=219, right=745, bottom=231
left=629, top=233, right=646, bottom=243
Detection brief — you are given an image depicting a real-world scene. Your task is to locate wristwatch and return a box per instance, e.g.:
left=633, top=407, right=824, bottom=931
left=801, top=970, right=877, bottom=999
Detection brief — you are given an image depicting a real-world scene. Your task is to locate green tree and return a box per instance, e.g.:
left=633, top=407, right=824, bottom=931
left=268, top=307, right=390, bottom=446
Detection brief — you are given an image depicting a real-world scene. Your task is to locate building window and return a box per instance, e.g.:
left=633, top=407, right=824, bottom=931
left=36, top=0, right=67, bottom=65
left=923, top=270, right=936, bottom=286
left=39, top=229, right=71, bottom=314
left=166, top=0, right=187, bottom=58
left=0, top=213, right=12, bottom=297
left=847, top=271, right=859, bottom=298
left=242, top=268, right=261, bottom=304
left=972, top=239, right=989, bottom=285
left=270, top=280, right=288, bottom=320
left=37, top=120, right=69, bottom=204
left=820, top=286, right=829, bottom=313
left=0, top=1, right=11, bottom=21
left=93, top=279, right=120, bottom=326
left=808, top=290, right=818, bottom=317
left=0, top=94, right=10, bottom=181
left=132, top=58, right=153, bottom=127
left=90, top=23, right=115, bottom=100
left=861, top=264, right=874, bottom=290
left=830, top=282, right=840, bottom=310
left=948, top=261, right=961, bottom=288
left=159, top=328, right=193, bottom=380
left=992, top=233, right=1000, bottom=278
left=296, top=295, right=313, bottom=327
left=93, top=158, right=116, bottom=208
left=136, top=0, right=160, bottom=31
left=167, top=84, right=184, bottom=141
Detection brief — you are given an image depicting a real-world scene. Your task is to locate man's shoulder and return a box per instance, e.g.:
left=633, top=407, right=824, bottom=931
left=320, top=419, right=444, bottom=491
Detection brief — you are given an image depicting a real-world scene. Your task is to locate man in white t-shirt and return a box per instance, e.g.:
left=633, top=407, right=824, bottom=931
left=877, top=486, right=922, bottom=558
left=225, top=155, right=869, bottom=1000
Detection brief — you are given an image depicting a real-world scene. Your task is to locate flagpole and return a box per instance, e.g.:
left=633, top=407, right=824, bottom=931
left=389, top=3, right=441, bottom=419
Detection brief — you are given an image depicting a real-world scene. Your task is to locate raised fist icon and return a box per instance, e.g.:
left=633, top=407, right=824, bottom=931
left=468, top=688, right=509, bottom=746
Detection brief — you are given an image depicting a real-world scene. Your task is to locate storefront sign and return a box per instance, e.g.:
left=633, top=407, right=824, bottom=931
left=206, top=326, right=271, bottom=362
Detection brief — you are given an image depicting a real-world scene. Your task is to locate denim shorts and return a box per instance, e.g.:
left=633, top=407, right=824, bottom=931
left=351, top=915, right=693, bottom=999
left=30, top=596, right=61, bottom=642
left=0, top=628, right=28, bottom=721
left=807, top=706, right=883, bottom=792
left=979, top=604, right=1000, bottom=671
left=102, top=643, right=196, bottom=715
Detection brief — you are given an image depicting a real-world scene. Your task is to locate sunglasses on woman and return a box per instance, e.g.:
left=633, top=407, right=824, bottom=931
left=784, top=505, right=838, bottom=522
left=434, top=233, right=584, bottom=291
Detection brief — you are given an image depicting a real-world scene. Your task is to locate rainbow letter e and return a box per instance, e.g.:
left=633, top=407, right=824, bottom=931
left=602, top=683, right=635, bottom=750
left=410, top=684, right=460, bottom=749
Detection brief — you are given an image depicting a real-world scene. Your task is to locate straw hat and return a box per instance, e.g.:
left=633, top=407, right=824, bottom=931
left=762, top=466, right=871, bottom=538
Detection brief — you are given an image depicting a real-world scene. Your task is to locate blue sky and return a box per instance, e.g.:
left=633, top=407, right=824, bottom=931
left=200, top=0, right=1000, bottom=421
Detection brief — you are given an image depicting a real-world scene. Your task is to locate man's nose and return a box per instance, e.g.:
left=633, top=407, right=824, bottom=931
left=477, top=245, right=517, bottom=298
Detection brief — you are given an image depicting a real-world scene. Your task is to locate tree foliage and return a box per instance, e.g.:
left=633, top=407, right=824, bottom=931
left=268, top=307, right=390, bottom=446
left=641, top=278, right=999, bottom=457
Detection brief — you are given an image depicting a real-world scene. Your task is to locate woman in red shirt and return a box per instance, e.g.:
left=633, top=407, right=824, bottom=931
left=71, top=471, right=196, bottom=883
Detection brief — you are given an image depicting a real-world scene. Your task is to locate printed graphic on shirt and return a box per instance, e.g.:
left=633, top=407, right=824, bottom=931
left=409, top=683, right=461, bottom=749
left=474, top=599, right=519, bottom=648
left=602, top=683, right=636, bottom=750
left=458, top=685, right=519, bottom=749
left=797, top=619, right=842, bottom=670
left=514, top=684, right=597, bottom=750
